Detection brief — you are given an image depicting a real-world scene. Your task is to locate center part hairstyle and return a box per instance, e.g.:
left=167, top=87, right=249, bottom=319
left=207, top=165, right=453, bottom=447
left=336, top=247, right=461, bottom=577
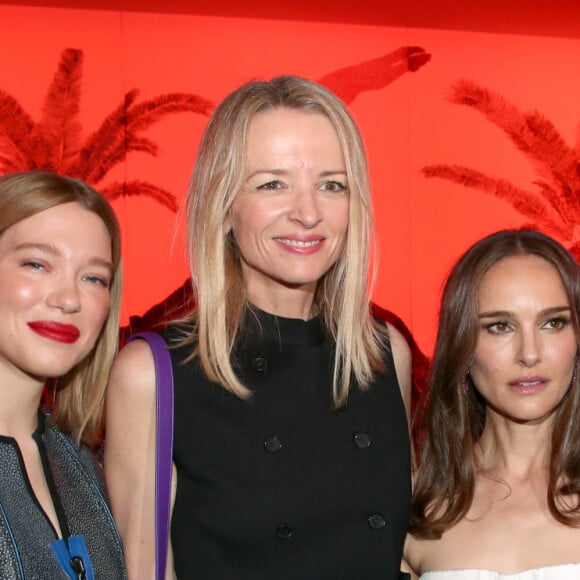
left=410, top=229, right=580, bottom=539
left=183, top=75, right=386, bottom=403
left=0, top=171, right=122, bottom=447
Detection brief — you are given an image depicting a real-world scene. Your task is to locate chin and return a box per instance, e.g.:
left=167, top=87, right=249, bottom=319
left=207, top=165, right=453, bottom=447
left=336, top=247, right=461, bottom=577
left=26, top=359, right=83, bottom=380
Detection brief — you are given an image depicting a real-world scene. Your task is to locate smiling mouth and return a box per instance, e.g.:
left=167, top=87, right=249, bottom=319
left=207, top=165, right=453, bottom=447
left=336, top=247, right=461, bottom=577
left=276, top=239, right=322, bottom=248
left=28, top=321, right=81, bottom=344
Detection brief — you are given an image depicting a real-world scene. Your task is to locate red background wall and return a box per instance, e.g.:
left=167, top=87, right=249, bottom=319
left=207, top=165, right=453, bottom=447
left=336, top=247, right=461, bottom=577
left=1, top=0, right=579, bottom=358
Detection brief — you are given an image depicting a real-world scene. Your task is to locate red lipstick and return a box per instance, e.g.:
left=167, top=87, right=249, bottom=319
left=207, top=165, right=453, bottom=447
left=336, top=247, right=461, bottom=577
left=28, top=321, right=80, bottom=344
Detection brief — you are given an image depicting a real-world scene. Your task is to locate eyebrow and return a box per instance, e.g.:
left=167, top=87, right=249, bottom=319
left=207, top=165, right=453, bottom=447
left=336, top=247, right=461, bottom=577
left=478, top=306, right=571, bottom=318
left=15, top=242, right=114, bottom=272
left=89, top=258, right=115, bottom=272
left=16, top=242, right=59, bottom=255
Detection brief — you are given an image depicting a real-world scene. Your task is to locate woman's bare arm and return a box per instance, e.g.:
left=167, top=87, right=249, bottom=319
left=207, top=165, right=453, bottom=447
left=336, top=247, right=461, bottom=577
left=387, top=322, right=412, bottom=424
left=104, top=339, right=175, bottom=579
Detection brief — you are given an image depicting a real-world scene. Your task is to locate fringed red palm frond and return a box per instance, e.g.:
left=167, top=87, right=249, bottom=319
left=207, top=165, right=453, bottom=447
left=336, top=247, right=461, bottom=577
left=449, top=79, right=580, bottom=217
left=423, top=164, right=571, bottom=240
left=68, top=89, right=140, bottom=181
left=39, top=48, right=83, bottom=171
left=521, top=111, right=579, bottom=187
left=24, top=125, right=54, bottom=171
left=83, top=134, right=160, bottom=186
left=318, top=46, right=431, bottom=105
left=71, top=91, right=213, bottom=185
left=450, top=79, right=577, bottom=179
left=0, top=90, right=36, bottom=172
left=125, top=93, right=213, bottom=132
left=91, top=94, right=212, bottom=184
left=99, top=180, right=179, bottom=212
left=533, top=179, right=573, bottom=223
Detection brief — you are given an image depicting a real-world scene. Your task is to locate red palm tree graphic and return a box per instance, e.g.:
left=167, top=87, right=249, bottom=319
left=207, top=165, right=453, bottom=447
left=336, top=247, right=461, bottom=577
left=423, top=78, right=580, bottom=256
left=0, top=48, right=213, bottom=212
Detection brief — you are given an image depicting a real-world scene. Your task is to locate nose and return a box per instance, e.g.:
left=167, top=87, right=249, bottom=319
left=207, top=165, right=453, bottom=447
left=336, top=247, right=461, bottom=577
left=288, top=187, right=323, bottom=229
left=517, top=327, right=542, bottom=367
left=46, top=276, right=81, bottom=314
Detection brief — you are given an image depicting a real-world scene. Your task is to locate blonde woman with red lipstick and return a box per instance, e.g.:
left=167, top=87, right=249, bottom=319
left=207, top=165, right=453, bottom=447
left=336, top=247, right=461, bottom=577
left=403, top=229, right=580, bottom=580
left=0, top=171, right=126, bottom=578
left=106, top=76, right=412, bottom=580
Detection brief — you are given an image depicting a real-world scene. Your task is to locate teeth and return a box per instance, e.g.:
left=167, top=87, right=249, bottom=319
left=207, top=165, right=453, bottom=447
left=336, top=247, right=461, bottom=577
left=277, top=239, right=321, bottom=248
left=518, top=381, right=542, bottom=386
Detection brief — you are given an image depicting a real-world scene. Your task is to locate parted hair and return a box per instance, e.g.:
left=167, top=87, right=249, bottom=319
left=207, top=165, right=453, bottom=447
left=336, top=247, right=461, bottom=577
left=183, top=75, right=387, bottom=403
left=410, top=229, right=580, bottom=539
left=0, top=171, right=122, bottom=447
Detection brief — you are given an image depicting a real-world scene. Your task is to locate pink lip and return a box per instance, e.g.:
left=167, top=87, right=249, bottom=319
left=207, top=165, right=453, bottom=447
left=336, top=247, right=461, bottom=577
left=28, top=321, right=80, bottom=344
left=508, top=376, right=548, bottom=395
left=274, top=235, right=325, bottom=255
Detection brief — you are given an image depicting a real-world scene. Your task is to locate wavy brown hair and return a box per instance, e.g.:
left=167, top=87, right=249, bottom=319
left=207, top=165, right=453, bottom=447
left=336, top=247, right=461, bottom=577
left=410, top=229, right=580, bottom=539
left=182, top=75, right=386, bottom=404
left=0, top=171, right=122, bottom=446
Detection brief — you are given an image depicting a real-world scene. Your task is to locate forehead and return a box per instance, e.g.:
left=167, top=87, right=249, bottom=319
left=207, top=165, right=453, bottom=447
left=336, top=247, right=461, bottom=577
left=1, top=202, right=110, bottom=251
left=246, top=108, right=342, bottom=150
left=478, top=254, right=569, bottom=309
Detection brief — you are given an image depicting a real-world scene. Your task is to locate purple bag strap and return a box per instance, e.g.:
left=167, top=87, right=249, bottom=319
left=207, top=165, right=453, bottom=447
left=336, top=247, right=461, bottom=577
left=128, top=332, right=174, bottom=580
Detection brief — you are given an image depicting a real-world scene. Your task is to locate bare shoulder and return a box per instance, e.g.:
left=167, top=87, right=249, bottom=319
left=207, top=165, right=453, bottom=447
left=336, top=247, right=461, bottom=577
left=107, top=338, right=157, bottom=399
left=385, top=322, right=412, bottom=416
left=385, top=322, right=411, bottom=370
left=105, top=338, right=158, bottom=456
left=402, top=533, right=422, bottom=579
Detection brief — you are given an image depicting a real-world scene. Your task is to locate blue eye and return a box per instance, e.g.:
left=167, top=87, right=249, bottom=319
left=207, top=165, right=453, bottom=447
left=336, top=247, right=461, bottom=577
left=83, top=274, right=110, bottom=288
left=22, top=260, right=45, bottom=271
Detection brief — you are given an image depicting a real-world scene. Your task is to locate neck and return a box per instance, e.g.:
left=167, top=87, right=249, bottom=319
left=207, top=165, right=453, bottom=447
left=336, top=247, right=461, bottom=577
left=246, top=285, right=316, bottom=320
left=478, top=411, right=554, bottom=478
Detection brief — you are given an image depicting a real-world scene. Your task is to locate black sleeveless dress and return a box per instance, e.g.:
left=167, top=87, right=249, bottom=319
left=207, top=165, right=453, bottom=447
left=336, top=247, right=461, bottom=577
left=167, top=308, right=411, bottom=579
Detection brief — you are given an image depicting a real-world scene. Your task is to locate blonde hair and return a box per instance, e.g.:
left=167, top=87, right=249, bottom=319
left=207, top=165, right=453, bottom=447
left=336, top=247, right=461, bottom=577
left=0, top=171, right=122, bottom=446
left=184, top=75, right=386, bottom=403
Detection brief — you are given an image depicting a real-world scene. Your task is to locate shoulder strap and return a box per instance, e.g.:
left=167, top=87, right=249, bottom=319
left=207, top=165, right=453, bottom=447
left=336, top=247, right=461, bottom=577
left=128, top=332, right=174, bottom=580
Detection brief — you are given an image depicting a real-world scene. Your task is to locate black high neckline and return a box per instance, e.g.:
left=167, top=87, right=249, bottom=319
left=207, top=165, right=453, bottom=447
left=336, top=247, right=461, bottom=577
left=243, top=305, right=325, bottom=346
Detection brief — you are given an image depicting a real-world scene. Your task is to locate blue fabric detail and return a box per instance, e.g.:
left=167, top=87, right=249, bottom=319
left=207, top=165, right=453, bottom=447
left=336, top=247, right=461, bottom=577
left=51, top=535, right=94, bottom=580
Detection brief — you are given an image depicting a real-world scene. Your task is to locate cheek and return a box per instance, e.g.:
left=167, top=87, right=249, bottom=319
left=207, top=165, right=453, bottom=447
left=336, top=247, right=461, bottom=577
left=3, top=281, right=38, bottom=308
left=87, top=294, right=111, bottom=335
left=231, top=212, right=261, bottom=248
left=550, top=338, right=578, bottom=371
left=471, top=345, right=505, bottom=380
left=328, top=200, right=349, bottom=233
left=231, top=198, right=285, bottom=230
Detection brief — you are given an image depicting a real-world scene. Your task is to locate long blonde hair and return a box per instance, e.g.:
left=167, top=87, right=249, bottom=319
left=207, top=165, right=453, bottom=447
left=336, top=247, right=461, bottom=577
left=184, top=76, right=386, bottom=403
left=0, top=171, right=122, bottom=446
